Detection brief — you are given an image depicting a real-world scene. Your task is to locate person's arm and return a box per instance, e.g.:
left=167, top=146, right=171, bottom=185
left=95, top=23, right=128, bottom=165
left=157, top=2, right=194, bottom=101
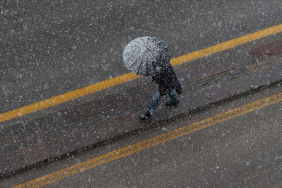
left=169, top=66, right=183, bottom=97
left=175, top=81, right=183, bottom=97
left=174, top=74, right=183, bottom=97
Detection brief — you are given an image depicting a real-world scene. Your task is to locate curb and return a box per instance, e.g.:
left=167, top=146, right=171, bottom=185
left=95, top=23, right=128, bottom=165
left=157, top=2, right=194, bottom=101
left=1, top=39, right=282, bottom=178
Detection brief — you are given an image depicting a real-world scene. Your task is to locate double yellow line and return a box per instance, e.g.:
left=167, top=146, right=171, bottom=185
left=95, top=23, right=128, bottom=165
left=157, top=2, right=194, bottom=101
left=13, top=85, right=282, bottom=188
left=2, top=24, right=282, bottom=123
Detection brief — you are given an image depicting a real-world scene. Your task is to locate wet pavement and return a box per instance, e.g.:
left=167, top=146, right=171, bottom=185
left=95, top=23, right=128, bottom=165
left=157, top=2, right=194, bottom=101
left=1, top=38, right=282, bottom=177
left=2, top=0, right=282, bottom=114
left=42, top=90, right=282, bottom=187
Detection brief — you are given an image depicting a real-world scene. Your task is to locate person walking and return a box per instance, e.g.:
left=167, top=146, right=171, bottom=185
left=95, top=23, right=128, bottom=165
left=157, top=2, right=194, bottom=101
left=140, top=64, right=183, bottom=120
left=122, top=36, right=182, bottom=120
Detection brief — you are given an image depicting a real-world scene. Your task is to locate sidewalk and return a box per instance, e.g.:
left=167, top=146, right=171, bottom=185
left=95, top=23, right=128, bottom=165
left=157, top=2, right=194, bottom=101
left=1, top=39, right=282, bottom=177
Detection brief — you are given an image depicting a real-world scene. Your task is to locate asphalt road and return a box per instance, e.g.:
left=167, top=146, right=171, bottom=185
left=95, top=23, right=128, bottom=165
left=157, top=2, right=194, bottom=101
left=1, top=0, right=282, bottom=114
left=2, top=1, right=282, bottom=187
left=3, top=72, right=282, bottom=187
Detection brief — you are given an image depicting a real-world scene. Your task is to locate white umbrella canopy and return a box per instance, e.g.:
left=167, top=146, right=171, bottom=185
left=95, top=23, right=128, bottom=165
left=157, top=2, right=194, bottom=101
left=122, top=36, right=171, bottom=76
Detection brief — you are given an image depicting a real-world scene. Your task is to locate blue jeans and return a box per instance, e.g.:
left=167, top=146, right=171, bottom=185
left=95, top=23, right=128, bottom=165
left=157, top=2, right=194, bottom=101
left=146, top=90, right=179, bottom=114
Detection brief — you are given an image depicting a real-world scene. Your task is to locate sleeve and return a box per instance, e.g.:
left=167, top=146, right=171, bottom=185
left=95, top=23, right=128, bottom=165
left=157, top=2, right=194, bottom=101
left=173, top=72, right=183, bottom=95
left=175, top=78, right=183, bottom=95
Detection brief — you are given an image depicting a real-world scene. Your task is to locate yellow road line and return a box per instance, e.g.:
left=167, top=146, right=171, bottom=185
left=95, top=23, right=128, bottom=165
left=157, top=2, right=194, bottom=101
left=13, top=91, right=282, bottom=188
left=170, top=24, right=282, bottom=66
left=2, top=24, right=282, bottom=123
left=0, top=73, right=140, bottom=123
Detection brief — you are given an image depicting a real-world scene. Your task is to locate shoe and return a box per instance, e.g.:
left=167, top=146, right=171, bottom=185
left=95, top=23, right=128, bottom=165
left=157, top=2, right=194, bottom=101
left=140, top=112, right=153, bottom=120
left=165, top=101, right=179, bottom=107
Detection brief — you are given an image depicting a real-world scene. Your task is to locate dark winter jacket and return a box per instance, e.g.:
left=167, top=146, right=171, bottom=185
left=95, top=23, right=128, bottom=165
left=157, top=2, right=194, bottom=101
left=152, top=65, right=183, bottom=96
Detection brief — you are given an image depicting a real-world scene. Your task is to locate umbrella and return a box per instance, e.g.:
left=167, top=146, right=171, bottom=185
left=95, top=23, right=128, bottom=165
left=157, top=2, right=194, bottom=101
left=122, top=36, right=171, bottom=76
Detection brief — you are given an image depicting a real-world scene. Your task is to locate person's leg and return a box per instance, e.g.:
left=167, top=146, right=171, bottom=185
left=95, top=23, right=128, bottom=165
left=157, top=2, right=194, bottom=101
left=141, top=90, right=162, bottom=119
left=168, top=90, right=179, bottom=103
left=146, top=90, right=162, bottom=114
left=165, top=90, right=179, bottom=106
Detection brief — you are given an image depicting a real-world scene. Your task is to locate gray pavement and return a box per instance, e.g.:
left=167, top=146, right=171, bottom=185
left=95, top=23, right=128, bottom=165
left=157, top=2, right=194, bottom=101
left=49, top=90, right=282, bottom=188
left=1, top=0, right=282, bottom=183
left=4, top=67, right=282, bottom=188
left=1, top=0, right=282, bottom=113
left=1, top=37, right=282, bottom=178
